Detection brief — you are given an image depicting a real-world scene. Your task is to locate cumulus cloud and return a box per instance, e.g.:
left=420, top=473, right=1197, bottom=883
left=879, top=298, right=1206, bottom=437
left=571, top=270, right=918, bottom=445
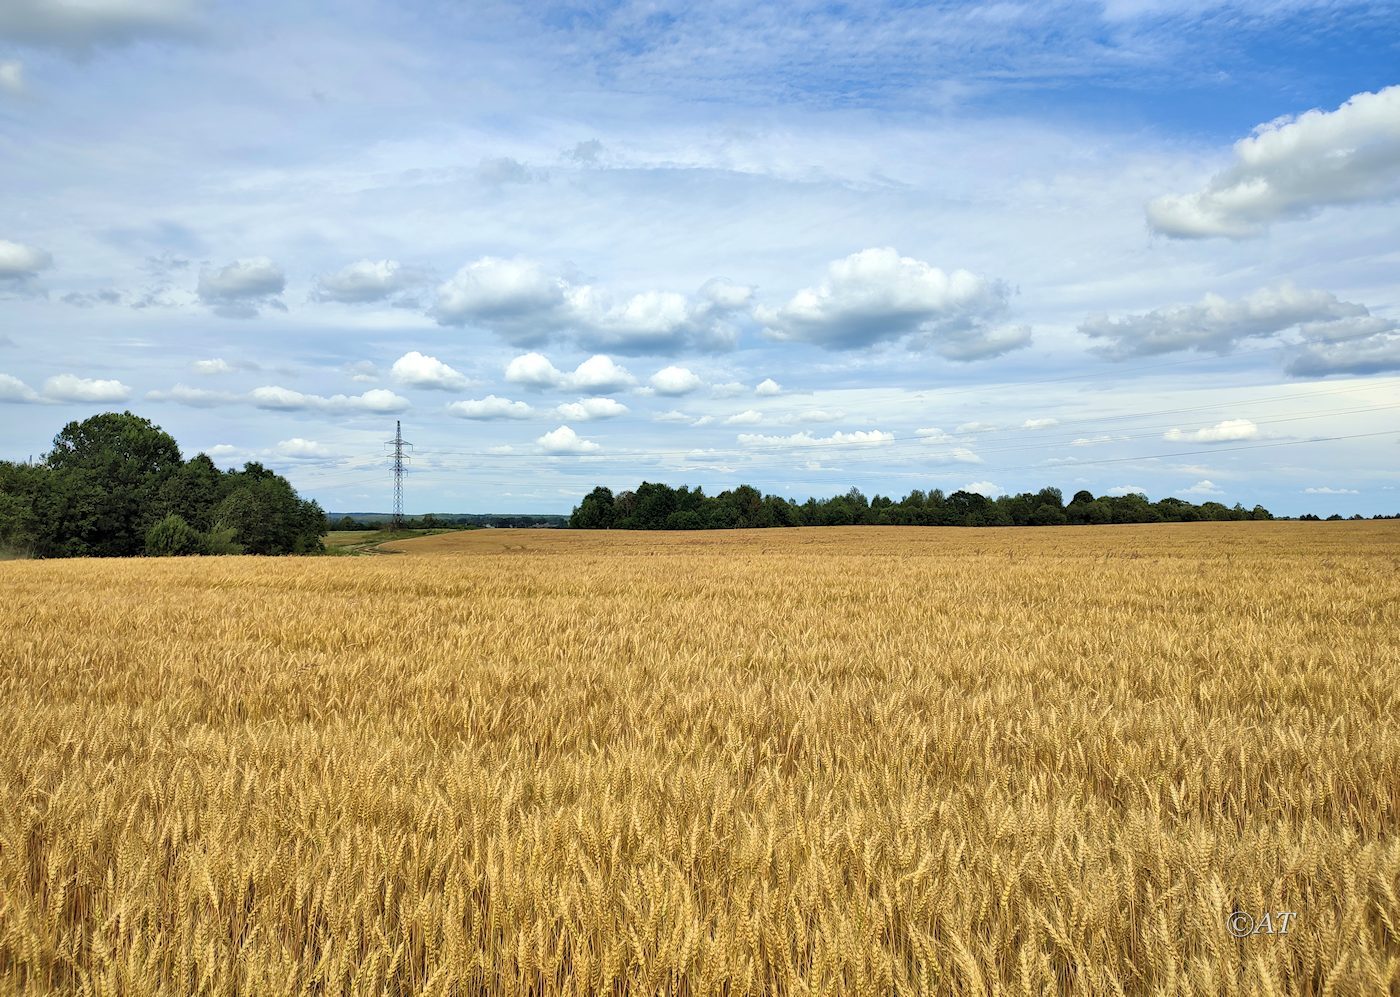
left=916, top=427, right=955, bottom=442
left=1287, top=330, right=1400, bottom=377
left=0, top=373, right=40, bottom=403
left=0, top=0, right=199, bottom=53
left=275, top=438, right=333, bottom=459
left=537, top=425, right=600, bottom=454
left=504, top=352, right=636, bottom=393
left=433, top=257, right=751, bottom=353
left=1148, top=86, right=1400, bottom=238
left=0, top=239, right=53, bottom=280
left=956, top=421, right=998, bottom=433
left=649, top=365, right=703, bottom=396
left=390, top=351, right=471, bottom=391
left=1305, top=486, right=1358, bottom=495
left=1164, top=419, right=1259, bottom=443
left=43, top=373, right=130, bottom=402
left=433, top=258, right=564, bottom=340
left=197, top=257, right=286, bottom=318
left=1022, top=418, right=1058, bottom=429
left=710, top=381, right=746, bottom=397
left=314, top=260, right=412, bottom=303
left=1181, top=480, right=1222, bottom=495
left=757, top=247, right=1028, bottom=360
left=736, top=429, right=894, bottom=447
left=192, top=358, right=233, bottom=375
left=1107, top=485, right=1148, bottom=497
left=1080, top=283, right=1399, bottom=365
left=249, top=385, right=408, bottom=413
left=724, top=409, right=764, bottom=425
left=446, top=395, right=533, bottom=420
left=962, top=481, right=1003, bottom=497
left=754, top=377, right=782, bottom=396
left=556, top=397, right=627, bottom=420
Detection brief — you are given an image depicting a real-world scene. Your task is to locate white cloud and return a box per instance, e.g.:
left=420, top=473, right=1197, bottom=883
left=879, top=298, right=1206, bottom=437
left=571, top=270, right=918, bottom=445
left=537, top=425, right=600, bottom=454
left=504, top=352, right=636, bottom=393
left=569, top=355, right=637, bottom=393
left=956, top=421, right=998, bottom=433
left=205, top=444, right=241, bottom=461
left=145, top=384, right=238, bottom=407
left=649, top=365, right=703, bottom=396
left=1181, top=479, right=1222, bottom=495
left=192, top=358, right=233, bottom=375
left=1107, top=485, right=1148, bottom=497
left=962, top=481, right=1003, bottom=497
left=42, top=374, right=130, bottom=402
left=1022, top=418, right=1058, bottom=429
left=1163, top=419, right=1259, bottom=443
left=446, top=395, right=533, bottom=420
left=0, top=239, right=53, bottom=279
left=1304, top=486, right=1358, bottom=495
left=916, top=427, right=954, bottom=442
left=0, top=0, right=198, bottom=53
left=711, top=381, right=746, bottom=397
left=754, top=377, right=782, bottom=396
left=434, top=257, right=748, bottom=353
left=1072, top=434, right=1127, bottom=446
left=1080, top=283, right=1398, bottom=362
left=927, top=447, right=983, bottom=465
left=757, top=247, right=1027, bottom=360
left=249, top=385, right=408, bottom=413
left=433, top=257, right=564, bottom=340
left=653, top=410, right=694, bottom=423
left=556, top=397, right=628, bottom=420
left=725, top=409, right=764, bottom=425
left=343, top=360, right=378, bottom=383
left=197, top=257, right=286, bottom=318
left=504, top=352, right=566, bottom=389
left=0, top=373, right=40, bottom=403
left=1148, top=86, right=1400, bottom=238
left=275, top=438, right=333, bottom=459
left=314, top=260, right=411, bottom=303
left=0, top=60, right=23, bottom=96
left=390, top=351, right=471, bottom=391
left=736, top=429, right=894, bottom=447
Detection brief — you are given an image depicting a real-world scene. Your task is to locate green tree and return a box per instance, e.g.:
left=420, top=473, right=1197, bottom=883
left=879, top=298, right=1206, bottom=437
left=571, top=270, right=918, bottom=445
left=570, top=486, right=617, bottom=529
left=44, top=412, right=183, bottom=556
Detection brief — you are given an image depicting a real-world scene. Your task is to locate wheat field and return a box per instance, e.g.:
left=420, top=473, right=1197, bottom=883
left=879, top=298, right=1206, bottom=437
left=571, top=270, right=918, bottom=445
left=1, top=522, right=1398, bottom=995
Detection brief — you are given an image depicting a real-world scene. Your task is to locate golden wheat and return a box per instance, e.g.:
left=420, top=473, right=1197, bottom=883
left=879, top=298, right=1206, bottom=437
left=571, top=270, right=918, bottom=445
left=1, top=522, right=1397, bottom=995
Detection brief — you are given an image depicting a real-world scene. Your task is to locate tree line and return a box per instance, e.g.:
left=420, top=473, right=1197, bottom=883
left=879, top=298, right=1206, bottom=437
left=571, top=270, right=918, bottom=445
left=570, top=482, right=1277, bottom=530
left=0, top=412, right=327, bottom=558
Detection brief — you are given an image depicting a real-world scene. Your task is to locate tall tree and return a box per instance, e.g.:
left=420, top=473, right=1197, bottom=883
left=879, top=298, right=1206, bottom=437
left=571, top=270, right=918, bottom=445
left=44, top=412, right=183, bottom=557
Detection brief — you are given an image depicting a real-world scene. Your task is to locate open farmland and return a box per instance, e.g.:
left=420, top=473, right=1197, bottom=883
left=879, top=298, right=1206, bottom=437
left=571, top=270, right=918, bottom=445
left=1, top=523, right=1398, bottom=994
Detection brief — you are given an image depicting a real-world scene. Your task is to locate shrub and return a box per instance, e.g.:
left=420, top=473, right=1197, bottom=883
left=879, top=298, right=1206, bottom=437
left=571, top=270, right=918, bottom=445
left=144, top=514, right=206, bottom=556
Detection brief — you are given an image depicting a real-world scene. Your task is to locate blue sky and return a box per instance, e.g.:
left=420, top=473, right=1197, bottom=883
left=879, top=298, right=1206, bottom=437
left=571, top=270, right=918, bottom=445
left=1, top=0, right=1398, bottom=515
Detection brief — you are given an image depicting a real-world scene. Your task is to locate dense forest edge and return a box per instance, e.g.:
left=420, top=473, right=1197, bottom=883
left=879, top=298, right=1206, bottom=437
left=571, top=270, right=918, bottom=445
left=573, top=482, right=1322, bottom=530
left=0, top=412, right=329, bottom=558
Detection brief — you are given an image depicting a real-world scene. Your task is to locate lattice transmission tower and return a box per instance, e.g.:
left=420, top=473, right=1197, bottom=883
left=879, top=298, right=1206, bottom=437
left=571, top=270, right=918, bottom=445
left=385, top=420, right=413, bottom=530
